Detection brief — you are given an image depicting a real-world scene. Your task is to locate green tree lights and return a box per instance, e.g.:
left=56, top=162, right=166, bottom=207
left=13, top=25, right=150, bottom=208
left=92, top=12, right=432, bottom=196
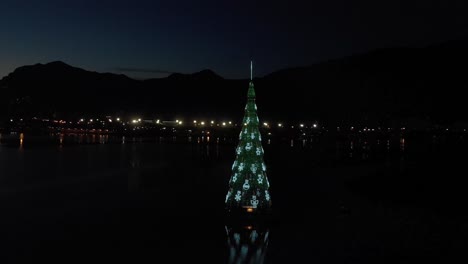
left=225, top=80, right=272, bottom=212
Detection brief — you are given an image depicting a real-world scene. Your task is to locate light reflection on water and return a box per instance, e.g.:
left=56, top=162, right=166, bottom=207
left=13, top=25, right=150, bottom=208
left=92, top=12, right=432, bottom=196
left=0, top=132, right=434, bottom=176
left=0, top=132, right=410, bottom=157
left=0, top=131, right=467, bottom=263
left=225, top=224, right=270, bottom=264
left=19, top=133, right=24, bottom=149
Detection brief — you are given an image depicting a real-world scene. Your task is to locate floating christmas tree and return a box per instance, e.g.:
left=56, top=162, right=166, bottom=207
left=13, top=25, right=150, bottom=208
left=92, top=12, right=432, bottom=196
left=225, top=61, right=272, bottom=213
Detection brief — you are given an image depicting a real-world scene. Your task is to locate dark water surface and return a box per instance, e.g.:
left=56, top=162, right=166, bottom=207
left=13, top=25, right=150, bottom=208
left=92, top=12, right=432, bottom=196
left=1, top=133, right=468, bottom=263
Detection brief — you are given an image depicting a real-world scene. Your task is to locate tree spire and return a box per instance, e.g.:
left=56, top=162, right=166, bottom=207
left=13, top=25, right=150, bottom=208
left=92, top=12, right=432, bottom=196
left=250, top=60, right=253, bottom=81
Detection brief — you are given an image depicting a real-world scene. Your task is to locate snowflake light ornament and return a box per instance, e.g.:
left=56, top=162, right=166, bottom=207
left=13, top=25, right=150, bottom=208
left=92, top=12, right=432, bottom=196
left=238, top=163, right=244, bottom=172
left=235, top=190, right=242, bottom=202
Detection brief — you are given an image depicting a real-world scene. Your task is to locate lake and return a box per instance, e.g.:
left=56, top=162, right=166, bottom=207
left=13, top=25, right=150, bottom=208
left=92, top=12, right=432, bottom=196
left=1, top=132, right=468, bottom=263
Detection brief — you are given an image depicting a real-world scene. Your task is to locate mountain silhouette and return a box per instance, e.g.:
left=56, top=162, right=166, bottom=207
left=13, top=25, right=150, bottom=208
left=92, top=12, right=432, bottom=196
left=2, top=37, right=468, bottom=127
left=167, top=69, right=223, bottom=81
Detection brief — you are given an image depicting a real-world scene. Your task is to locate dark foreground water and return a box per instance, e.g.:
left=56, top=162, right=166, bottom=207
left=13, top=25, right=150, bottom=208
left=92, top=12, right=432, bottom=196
left=1, top=133, right=468, bottom=263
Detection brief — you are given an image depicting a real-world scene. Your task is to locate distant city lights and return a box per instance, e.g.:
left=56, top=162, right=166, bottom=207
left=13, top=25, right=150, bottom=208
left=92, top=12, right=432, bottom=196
left=10, top=116, right=454, bottom=137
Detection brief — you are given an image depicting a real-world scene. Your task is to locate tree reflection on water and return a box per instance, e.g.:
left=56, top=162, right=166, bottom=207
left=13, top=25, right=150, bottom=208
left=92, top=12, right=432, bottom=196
left=225, top=222, right=270, bottom=264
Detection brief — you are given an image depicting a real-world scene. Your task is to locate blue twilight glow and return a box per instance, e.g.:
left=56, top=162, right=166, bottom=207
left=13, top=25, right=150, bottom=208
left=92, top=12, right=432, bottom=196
left=2, top=0, right=467, bottom=80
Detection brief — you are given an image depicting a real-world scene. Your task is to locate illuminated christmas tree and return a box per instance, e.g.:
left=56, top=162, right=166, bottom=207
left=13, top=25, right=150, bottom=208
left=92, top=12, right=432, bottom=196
left=225, top=62, right=272, bottom=213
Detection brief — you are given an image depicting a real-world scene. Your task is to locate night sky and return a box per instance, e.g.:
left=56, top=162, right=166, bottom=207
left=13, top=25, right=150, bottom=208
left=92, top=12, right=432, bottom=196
left=1, top=0, right=467, bottom=79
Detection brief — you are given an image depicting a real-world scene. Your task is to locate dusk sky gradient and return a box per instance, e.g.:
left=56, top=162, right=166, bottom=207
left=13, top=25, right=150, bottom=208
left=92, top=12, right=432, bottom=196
left=1, top=0, right=467, bottom=79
